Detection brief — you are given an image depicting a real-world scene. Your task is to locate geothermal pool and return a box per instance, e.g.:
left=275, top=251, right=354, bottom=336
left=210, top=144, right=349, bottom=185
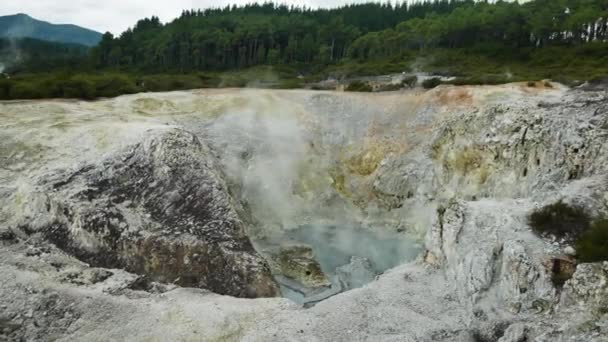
left=1, top=89, right=432, bottom=305
left=257, top=224, right=422, bottom=306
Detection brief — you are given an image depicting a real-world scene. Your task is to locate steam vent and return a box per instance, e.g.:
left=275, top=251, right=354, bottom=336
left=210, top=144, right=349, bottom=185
left=2, top=85, right=608, bottom=341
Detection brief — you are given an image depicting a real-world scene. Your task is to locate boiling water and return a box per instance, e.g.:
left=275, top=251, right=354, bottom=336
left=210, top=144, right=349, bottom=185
left=287, top=224, right=421, bottom=275
left=267, top=224, right=422, bottom=306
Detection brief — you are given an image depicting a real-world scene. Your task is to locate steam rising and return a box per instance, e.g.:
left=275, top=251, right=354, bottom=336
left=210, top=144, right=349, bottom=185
left=1, top=89, right=426, bottom=301
left=0, top=37, right=23, bottom=73
left=286, top=224, right=421, bottom=275
left=198, top=90, right=423, bottom=301
left=203, top=93, right=313, bottom=233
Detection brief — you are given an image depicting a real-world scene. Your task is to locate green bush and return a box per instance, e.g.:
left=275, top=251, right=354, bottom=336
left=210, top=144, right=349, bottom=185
left=345, top=80, right=372, bottom=92
left=275, top=78, right=304, bottom=89
left=529, top=201, right=608, bottom=262
left=93, top=75, right=139, bottom=97
left=139, top=74, right=219, bottom=92
left=9, top=82, right=47, bottom=99
left=576, top=219, right=608, bottom=262
left=59, top=76, right=96, bottom=99
left=0, top=79, right=11, bottom=99
left=422, top=77, right=442, bottom=89
left=528, top=201, right=590, bottom=241
left=401, top=75, right=418, bottom=88
left=198, top=73, right=221, bottom=88
left=375, top=83, right=403, bottom=92
left=220, top=75, right=248, bottom=88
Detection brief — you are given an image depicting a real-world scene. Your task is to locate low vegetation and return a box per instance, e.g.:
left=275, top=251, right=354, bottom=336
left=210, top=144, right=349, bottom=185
left=0, top=73, right=139, bottom=100
left=576, top=219, right=608, bottom=263
left=375, top=83, right=403, bottom=92
left=345, top=80, right=372, bottom=92
left=528, top=201, right=608, bottom=263
left=422, top=78, right=442, bottom=89
left=528, top=201, right=591, bottom=241
left=0, top=66, right=304, bottom=100
left=1, top=1, right=607, bottom=100
left=401, top=75, right=418, bottom=88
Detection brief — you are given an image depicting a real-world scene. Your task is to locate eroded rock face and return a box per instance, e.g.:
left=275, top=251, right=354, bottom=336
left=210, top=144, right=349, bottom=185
left=16, top=128, right=278, bottom=298
left=426, top=200, right=555, bottom=317
left=429, top=91, right=608, bottom=200
left=561, top=262, right=608, bottom=309
left=2, top=86, right=608, bottom=341
left=268, top=244, right=331, bottom=289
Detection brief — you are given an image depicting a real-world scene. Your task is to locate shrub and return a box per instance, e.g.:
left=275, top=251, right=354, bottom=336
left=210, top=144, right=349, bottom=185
left=197, top=73, right=221, bottom=88
left=401, top=75, right=418, bottom=88
left=59, top=76, right=96, bottom=99
left=375, top=83, right=402, bottom=92
left=220, top=75, right=248, bottom=88
left=422, top=77, right=442, bottom=89
left=345, top=80, right=372, bottom=92
left=528, top=201, right=590, bottom=241
left=0, top=79, right=11, bottom=99
left=311, top=84, right=331, bottom=91
left=9, top=82, right=47, bottom=99
left=527, top=81, right=537, bottom=87
left=275, top=79, right=303, bottom=89
left=93, top=75, right=139, bottom=97
left=576, top=219, right=608, bottom=262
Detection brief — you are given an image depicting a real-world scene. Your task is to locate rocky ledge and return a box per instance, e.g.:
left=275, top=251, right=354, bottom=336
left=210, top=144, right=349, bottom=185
left=12, top=128, right=278, bottom=298
left=1, top=85, right=607, bottom=341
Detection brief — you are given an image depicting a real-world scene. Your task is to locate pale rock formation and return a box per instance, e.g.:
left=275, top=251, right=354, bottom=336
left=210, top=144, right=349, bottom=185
left=12, top=128, right=278, bottom=298
left=1, top=85, right=608, bottom=341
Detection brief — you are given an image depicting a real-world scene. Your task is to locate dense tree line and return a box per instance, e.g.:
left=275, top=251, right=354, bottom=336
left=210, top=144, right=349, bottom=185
left=90, top=0, right=473, bottom=71
left=349, top=0, right=608, bottom=60
left=91, top=0, right=608, bottom=73
left=2, top=0, right=608, bottom=101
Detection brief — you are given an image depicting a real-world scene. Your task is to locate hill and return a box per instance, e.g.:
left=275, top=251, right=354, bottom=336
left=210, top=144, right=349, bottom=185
left=90, top=0, right=608, bottom=80
left=0, top=13, right=102, bottom=46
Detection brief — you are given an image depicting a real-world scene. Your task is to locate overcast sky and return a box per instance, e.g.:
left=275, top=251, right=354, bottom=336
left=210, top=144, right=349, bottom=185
left=0, top=1, right=407, bottom=35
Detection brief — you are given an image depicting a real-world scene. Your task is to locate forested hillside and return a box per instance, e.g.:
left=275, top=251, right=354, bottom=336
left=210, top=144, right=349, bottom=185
left=2, top=0, right=608, bottom=100
left=92, top=0, right=608, bottom=72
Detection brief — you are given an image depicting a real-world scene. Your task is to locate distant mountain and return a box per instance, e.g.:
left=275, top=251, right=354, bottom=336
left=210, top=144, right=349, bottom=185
left=0, top=13, right=102, bottom=47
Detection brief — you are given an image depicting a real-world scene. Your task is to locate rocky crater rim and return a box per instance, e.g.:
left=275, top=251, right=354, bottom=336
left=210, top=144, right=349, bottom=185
left=1, top=84, right=608, bottom=341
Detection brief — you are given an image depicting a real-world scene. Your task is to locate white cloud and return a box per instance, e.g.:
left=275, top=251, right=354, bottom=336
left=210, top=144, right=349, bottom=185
left=0, top=0, right=404, bottom=35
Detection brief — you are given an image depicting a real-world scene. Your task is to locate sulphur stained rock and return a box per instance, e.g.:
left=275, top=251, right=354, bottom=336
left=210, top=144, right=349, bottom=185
left=17, top=129, right=278, bottom=298
left=3, top=86, right=608, bottom=341
left=268, top=244, right=331, bottom=290
left=428, top=90, right=608, bottom=200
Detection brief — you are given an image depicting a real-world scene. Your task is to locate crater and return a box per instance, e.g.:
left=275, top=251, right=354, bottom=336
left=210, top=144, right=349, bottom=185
left=256, top=224, right=421, bottom=306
